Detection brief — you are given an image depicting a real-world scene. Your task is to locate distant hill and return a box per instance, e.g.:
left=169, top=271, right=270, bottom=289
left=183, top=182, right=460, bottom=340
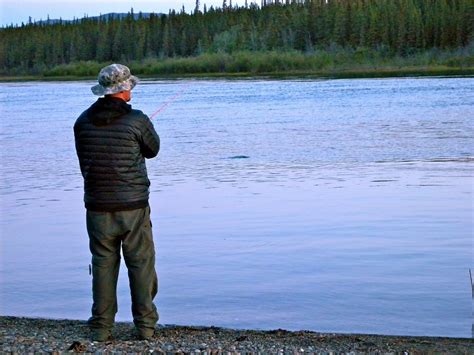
left=35, top=12, right=164, bottom=25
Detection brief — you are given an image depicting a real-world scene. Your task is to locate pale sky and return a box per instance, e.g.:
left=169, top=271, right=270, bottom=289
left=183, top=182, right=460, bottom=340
left=0, top=0, right=234, bottom=27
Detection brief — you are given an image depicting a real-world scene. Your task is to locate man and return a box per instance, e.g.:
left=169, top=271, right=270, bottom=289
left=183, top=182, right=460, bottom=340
left=74, top=64, right=160, bottom=342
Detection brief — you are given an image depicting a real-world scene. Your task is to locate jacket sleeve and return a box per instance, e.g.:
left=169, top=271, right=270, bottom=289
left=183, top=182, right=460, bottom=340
left=139, top=114, right=160, bottom=159
left=73, top=119, right=86, bottom=176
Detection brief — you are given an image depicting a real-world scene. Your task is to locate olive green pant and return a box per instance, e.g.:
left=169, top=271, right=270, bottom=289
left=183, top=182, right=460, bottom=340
left=86, top=206, right=158, bottom=331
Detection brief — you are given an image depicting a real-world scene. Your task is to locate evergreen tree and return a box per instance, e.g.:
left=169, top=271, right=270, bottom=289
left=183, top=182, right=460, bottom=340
left=0, top=0, right=471, bottom=74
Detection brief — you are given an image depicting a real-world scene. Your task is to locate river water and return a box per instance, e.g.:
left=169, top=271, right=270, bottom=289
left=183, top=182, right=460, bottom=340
left=0, top=77, right=472, bottom=337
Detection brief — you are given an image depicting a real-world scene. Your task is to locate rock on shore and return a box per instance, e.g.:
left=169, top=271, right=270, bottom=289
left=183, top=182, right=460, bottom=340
left=0, top=316, right=472, bottom=354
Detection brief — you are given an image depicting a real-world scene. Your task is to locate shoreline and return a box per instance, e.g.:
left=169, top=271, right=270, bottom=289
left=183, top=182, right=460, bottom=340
left=1, top=316, right=473, bottom=354
left=1, top=67, right=473, bottom=82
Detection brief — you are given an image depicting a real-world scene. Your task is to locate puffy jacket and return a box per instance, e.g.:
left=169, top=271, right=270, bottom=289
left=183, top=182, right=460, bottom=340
left=74, top=97, right=160, bottom=211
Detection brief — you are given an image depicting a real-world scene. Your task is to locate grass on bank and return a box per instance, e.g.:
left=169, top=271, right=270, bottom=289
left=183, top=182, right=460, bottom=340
left=2, top=46, right=474, bottom=80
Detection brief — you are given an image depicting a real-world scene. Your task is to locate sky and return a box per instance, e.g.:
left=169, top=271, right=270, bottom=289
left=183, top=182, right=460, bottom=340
left=0, top=0, right=230, bottom=27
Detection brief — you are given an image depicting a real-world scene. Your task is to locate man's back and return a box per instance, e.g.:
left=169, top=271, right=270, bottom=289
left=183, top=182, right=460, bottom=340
left=74, top=96, right=160, bottom=211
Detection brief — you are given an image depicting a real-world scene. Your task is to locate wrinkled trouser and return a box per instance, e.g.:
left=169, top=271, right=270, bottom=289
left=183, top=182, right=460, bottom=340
left=86, top=206, right=158, bottom=331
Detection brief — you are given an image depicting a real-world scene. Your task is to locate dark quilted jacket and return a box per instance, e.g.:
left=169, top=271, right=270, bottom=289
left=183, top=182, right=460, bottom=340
left=74, top=97, right=160, bottom=211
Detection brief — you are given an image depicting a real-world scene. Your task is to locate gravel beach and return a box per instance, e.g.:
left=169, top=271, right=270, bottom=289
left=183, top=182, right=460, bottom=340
left=0, top=316, right=473, bottom=354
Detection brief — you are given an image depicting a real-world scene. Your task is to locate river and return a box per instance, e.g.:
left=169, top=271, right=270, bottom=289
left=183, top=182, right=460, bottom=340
left=0, top=77, right=472, bottom=337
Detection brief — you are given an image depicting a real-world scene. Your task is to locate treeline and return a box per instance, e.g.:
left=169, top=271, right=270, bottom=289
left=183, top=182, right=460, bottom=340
left=0, top=0, right=472, bottom=75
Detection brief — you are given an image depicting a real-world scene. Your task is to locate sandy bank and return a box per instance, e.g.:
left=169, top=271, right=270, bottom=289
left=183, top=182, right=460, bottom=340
left=0, top=316, right=472, bottom=354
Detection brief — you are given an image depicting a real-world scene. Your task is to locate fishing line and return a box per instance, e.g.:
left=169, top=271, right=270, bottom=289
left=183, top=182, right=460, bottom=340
left=149, top=82, right=192, bottom=120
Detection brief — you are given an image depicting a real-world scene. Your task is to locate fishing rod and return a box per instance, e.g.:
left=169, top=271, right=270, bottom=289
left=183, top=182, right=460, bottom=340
left=149, top=83, right=191, bottom=120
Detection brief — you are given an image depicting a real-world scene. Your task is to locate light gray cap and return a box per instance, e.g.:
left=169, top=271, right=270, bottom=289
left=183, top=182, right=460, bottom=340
left=91, top=64, right=138, bottom=96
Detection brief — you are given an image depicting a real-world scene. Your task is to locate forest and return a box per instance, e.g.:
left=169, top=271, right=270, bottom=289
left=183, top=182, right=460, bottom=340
left=0, top=0, right=472, bottom=77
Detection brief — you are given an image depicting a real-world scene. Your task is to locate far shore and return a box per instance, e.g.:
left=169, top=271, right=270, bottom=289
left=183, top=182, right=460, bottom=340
left=1, top=66, right=473, bottom=82
left=1, top=316, right=473, bottom=353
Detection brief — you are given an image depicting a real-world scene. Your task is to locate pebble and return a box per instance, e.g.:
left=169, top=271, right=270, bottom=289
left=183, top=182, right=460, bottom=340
left=1, top=316, right=472, bottom=354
